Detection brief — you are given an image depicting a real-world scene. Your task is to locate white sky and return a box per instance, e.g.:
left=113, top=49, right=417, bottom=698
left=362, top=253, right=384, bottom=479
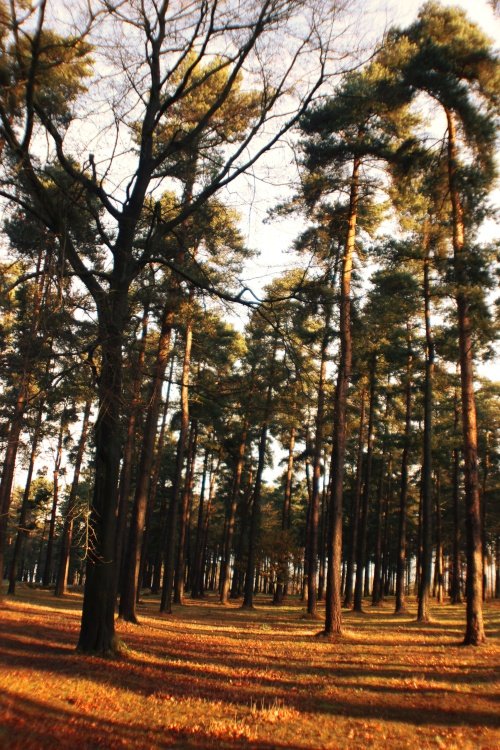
left=236, top=0, right=500, bottom=297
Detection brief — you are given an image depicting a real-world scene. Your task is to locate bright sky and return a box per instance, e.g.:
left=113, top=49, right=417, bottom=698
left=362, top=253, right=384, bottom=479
left=237, top=0, right=500, bottom=297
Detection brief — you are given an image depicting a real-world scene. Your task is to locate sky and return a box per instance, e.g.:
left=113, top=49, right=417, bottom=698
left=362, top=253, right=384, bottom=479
left=235, top=0, right=500, bottom=301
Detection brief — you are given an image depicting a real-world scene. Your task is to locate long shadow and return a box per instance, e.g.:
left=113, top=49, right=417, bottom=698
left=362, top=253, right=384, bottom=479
left=1, top=617, right=498, bottom=731
left=0, top=688, right=291, bottom=750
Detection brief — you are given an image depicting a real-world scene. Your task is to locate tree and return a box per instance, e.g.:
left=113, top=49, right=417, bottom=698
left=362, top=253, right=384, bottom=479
left=0, top=0, right=354, bottom=653
left=384, top=0, right=499, bottom=644
left=299, top=64, right=413, bottom=633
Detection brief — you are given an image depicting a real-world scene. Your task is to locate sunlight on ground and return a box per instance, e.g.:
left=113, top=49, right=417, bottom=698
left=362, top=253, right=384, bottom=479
left=0, top=586, right=499, bottom=749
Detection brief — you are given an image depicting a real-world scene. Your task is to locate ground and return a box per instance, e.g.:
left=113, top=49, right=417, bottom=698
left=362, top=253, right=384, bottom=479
left=0, top=586, right=499, bottom=749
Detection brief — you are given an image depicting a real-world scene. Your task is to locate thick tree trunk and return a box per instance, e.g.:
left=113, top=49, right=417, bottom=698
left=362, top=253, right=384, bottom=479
left=447, top=110, right=485, bottom=645
left=324, top=156, right=359, bottom=635
left=77, top=287, right=128, bottom=655
left=55, top=399, right=92, bottom=597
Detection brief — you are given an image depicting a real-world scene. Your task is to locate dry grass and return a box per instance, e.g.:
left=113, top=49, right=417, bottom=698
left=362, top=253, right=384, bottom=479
left=0, top=585, right=499, bottom=749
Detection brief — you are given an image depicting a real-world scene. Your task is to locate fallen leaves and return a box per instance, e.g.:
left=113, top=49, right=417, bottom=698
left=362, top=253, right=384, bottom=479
left=0, top=587, right=499, bottom=749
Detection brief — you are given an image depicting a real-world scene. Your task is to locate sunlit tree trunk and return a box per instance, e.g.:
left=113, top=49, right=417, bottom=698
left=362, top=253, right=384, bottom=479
left=344, top=389, right=365, bottom=608
left=447, top=110, right=485, bottom=645
left=324, top=156, right=359, bottom=635
left=353, top=350, right=376, bottom=613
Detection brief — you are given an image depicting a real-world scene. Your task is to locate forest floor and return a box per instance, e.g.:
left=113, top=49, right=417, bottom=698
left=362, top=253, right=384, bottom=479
left=0, top=586, right=499, bottom=750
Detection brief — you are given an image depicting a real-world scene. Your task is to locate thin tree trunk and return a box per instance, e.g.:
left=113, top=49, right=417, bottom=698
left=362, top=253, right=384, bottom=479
left=174, top=420, right=198, bottom=604
left=308, top=314, right=330, bottom=616
left=324, top=155, right=359, bottom=635
left=160, top=314, right=193, bottom=614
left=395, top=322, right=414, bottom=614
left=191, top=447, right=210, bottom=598
left=275, top=425, right=295, bottom=605
left=0, top=248, right=48, bottom=584
left=450, top=385, right=463, bottom=604
left=119, top=298, right=175, bottom=621
left=344, top=390, right=365, bottom=608
left=447, top=110, right=485, bottom=645
left=42, top=409, right=66, bottom=586
left=220, top=428, right=247, bottom=604
left=243, top=371, right=275, bottom=609
left=8, top=399, right=45, bottom=594
left=418, top=225, right=435, bottom=623
left=353, top=349, right=376, bottom=613
left=55, top=399, right=92, bottom=597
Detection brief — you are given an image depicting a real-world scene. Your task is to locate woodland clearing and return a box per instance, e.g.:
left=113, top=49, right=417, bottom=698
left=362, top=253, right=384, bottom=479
left=0, top=587, right=499, bottom=749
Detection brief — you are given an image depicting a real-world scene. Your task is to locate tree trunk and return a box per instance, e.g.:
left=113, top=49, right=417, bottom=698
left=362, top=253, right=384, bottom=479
left=115, top=303, right=149, bottom=591
left=308, top=314, right=330, bottom=616
left=8, top=399, right=45, bottom=594
left=119, top=299, right=174, bottom=621
left=418, top=226, right=435, bottom=624
left=275, top=425, right=295, bottom=605
left=42, top=409, right=66, bottom=586
left=395, top=322, right=413, bottom=614
left=344, top=390, right=365, bottom=608
left=324, top=155, right=359, bottom=635
left=77, top=285, right=128, bottom=655
left=0, top=247, right=49, bottom=584
left=55, top=399, right=92, bottom=597
left=242, top=371, right=275, bottom=609
left=160, top=315, right=193, bottom=614
left=450, top=385, right=463, bottom=604
left=447, top=110, right=485, bottom=645
left=174, top=420, right=198, bottom=604
left=220, top=428, right=247, bottom=603
left=353, top=349, right=376, bottom=613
